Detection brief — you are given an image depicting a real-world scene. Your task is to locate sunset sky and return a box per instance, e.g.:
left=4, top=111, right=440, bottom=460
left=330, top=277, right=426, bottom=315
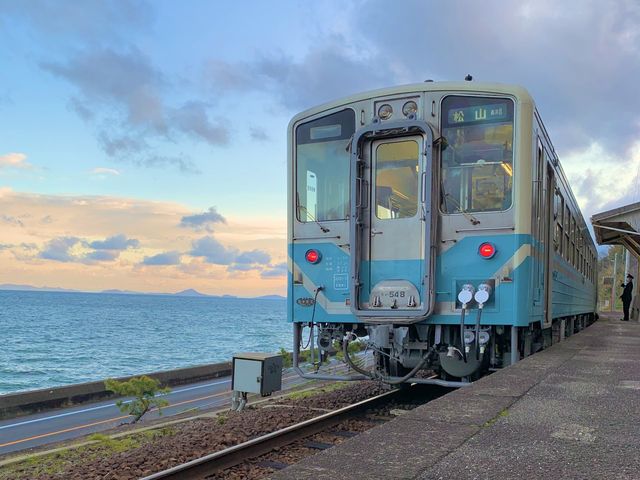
left=0, top=0, right=639, bottom=295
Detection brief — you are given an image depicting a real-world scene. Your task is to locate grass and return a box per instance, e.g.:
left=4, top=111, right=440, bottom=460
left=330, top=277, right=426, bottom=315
left=216, top=413, right=229, bottom=425
left=286, top=381, right=349, bottom=401
left=279, top=340, right=367, bottom=368
left=482, top=408, right=509, bottom=427
left=0, top=427, right=175, bottom=480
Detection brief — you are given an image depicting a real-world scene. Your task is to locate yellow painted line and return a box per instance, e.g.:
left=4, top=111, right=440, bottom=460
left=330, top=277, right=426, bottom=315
left=0, top=414, right=132, bottom=448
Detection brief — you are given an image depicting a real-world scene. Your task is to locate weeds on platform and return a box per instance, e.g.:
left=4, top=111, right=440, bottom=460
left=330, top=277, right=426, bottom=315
left=483, top=408, right=509, bottom=427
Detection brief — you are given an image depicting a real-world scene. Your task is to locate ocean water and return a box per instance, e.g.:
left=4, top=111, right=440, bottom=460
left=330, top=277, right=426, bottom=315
left=0, top=291, right=290, bottom=395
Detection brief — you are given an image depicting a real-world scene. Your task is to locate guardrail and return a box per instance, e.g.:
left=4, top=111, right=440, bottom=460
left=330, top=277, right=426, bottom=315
left=0, top=361, right=232, bottom=420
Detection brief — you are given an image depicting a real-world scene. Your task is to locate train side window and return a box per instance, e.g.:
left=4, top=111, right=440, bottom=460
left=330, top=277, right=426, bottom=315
left=570, top=217, right=576, bottom=267
left=564, top=205, right=570, bottom=260
left=554, top=192, right=563, bottom=253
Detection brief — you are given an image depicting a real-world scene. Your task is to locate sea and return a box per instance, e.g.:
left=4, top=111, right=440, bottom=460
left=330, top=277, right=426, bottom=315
left=0, top=290, right=290, bottom=395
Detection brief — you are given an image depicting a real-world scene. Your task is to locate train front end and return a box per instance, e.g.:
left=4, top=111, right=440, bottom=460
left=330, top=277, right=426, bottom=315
left=288, top=83, right=530, bottom=384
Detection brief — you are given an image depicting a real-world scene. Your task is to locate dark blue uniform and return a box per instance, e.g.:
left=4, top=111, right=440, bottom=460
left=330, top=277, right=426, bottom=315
left=621, top=276, right=634, bottom=321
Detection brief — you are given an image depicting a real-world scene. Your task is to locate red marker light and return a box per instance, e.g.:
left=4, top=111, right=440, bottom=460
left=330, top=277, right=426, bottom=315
left=478, top=242, right=497, bottom=259
left=305, top=249, right=321, bottom=264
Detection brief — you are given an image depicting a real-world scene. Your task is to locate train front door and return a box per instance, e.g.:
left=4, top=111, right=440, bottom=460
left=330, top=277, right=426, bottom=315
left=350, top=128, right=434, bottom=323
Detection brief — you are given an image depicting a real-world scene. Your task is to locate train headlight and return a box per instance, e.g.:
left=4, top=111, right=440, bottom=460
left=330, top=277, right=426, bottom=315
left=378, top=104, right=393, bottom=120
left=478, top=242, right=497, bottom=259
left=305, top=249, right=322, bottom=264
left=402, top=101, right=418, bottom=116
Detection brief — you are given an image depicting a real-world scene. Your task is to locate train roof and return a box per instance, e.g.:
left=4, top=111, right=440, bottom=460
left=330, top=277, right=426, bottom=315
left=290, top=81, right=534, bottom=124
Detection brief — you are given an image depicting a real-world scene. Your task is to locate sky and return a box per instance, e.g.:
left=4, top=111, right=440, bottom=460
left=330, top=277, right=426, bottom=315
left=0, top=0, right=639, bottom=295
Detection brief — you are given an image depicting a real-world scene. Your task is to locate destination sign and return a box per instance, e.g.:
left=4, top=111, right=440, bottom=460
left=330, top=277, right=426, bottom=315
left=447, top=103, right=508, bottom=125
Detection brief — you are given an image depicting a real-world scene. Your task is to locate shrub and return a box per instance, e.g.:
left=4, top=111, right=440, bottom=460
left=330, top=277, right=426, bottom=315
left=104, top=375, right=170, bottom=423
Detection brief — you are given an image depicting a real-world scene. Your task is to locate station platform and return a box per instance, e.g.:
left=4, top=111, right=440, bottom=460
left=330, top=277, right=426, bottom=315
left=272, top=313, right=640, bottom=480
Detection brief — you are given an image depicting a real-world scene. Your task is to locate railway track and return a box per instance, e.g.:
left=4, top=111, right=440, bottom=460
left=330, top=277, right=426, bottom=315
left=140, top=388, right=403, bottom=480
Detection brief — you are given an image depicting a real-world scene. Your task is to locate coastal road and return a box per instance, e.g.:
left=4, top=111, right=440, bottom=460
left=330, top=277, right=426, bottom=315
left=0, top=362, right=362, bottom=456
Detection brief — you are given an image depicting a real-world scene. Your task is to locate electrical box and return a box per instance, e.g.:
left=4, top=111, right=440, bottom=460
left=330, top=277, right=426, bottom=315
left=232, top=353, right=283, bottom=396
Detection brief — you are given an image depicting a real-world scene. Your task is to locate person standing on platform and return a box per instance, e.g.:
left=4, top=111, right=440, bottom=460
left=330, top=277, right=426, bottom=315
left=620, top=274, right=634, bottom=321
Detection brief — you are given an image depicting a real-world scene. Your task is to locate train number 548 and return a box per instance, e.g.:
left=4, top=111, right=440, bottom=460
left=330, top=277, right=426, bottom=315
left=387, top=291, right=406, bottom=298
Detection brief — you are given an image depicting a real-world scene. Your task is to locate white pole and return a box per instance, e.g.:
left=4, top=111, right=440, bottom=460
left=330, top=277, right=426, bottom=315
left=625, top=249, right=630, bottom=279
left=612, top=253, right=618, bottom=312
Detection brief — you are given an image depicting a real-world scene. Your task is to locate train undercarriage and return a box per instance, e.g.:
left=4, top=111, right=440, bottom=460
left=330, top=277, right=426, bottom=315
left=293, top=313, right=597, bottom=386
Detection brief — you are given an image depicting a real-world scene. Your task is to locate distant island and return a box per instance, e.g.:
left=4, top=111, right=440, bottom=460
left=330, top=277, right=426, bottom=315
left=0, top=284, right=285, bottom=300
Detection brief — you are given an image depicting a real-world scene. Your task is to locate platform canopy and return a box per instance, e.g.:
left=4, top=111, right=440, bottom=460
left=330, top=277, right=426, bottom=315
left=591, top=201, right=640, bottom=257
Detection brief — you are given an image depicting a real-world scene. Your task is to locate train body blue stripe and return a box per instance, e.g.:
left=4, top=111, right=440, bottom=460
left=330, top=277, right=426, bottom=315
left=289, top=233, right=596, bottom=325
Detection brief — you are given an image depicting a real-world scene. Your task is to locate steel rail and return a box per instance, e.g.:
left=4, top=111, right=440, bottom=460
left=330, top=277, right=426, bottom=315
left=140, top=388, right=401, bottom=480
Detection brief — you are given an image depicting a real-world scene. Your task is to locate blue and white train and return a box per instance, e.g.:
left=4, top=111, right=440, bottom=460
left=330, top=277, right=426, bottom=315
left=288, top=81, right=597, bottom=384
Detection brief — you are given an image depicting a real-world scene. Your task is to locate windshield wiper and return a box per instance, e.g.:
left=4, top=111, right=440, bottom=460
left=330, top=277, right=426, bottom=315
left=296, top=194, right=330, bottom=233
left=440, top=185, right=481, bottom=226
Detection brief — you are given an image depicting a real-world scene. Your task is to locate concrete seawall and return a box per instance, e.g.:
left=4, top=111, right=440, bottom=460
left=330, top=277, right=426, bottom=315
left=0, top=362, right=232, bottom=420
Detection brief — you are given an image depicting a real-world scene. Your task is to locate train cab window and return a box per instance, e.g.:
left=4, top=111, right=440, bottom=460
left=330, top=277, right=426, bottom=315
left=440, top=96, right=514, bottom=214
left=375, top=140, right=419, bottom=219
left=295, top=109, right=355, bottom=222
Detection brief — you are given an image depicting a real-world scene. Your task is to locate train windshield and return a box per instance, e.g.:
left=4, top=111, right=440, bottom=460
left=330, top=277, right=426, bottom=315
left=295, top=109, right=355, bottom=222
left=440, top=96, right=514, bottom=213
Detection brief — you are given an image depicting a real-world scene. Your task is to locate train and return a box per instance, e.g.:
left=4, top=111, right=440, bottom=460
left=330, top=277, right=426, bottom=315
left=287, top=80, right=597, bottom=386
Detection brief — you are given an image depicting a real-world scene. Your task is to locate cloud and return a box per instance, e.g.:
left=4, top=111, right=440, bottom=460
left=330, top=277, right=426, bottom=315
left=354, top=0, right=640, bottom=154
left=235, top=249, right=271, bottom=265
left=0, top=0, right=153, bottom=43
left=250, top=127, right=269, bottom=142
left=40, top=47, right=167, bottom=129
left=190, top=235, right=238, bottom=265
left=68, top=97, right=95, bottom=121
left=189, top=235, right=273, bottom=271
left=563, top=141, right=640, bottom=220
left=0, top=214, right=24, bottom=227
left=91, top=167, right=120, bottom=176
left=39, top=236, right=82, bottom=262
left=202, top=1, right=640, bottom=157
left=0, top=190, right=286, bottom=294
left=0, top=152, right=31, bottom=169
left=140, top=154, right=200, bottom=174
left=207, top=41, right=388, bottom=110
left=89, top=234, right=139, bottom=250
left=142, top=251, right=182, bottom=266
left=170, top=101, right=229, bottom=145
left=261, top=262, right=288, bottom=278
left=84, top=250, right=119, bottom=262
left=98, top=130, right=199, bottom=172
left=227, top=263, right=258, bottom=272
left=41, top=47, right=229, bottom=171
left=180, top=206, right=226, bottom=232
left=98, top=132, right=149, bottom=157
left=39, top=234, right=138, bottom=263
